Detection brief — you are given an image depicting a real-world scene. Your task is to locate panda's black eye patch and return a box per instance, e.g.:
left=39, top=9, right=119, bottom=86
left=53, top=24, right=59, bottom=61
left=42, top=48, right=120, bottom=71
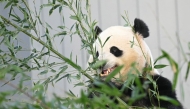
left=110, top=46, right=123, bottom=57
left=96, top=51, right=99, bottom=57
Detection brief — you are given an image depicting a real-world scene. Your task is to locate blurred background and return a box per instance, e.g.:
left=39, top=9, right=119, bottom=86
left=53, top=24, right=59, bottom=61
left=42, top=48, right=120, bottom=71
left=0, top=0, right=190, bottom=108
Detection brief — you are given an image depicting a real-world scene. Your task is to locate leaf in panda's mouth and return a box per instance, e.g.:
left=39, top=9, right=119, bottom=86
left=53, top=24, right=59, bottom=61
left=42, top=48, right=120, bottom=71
left=100, top=65, right=117, bottom=76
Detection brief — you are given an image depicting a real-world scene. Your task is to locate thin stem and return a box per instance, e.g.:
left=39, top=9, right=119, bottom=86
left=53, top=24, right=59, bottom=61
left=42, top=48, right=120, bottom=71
left=21, top=0, right=38, bottom=36
left=124, top=12, right=147, bottom=61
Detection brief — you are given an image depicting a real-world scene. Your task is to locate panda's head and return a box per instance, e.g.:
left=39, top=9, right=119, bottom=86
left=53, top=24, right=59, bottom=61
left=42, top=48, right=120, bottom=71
left=88, top=18, right=158, bottom=81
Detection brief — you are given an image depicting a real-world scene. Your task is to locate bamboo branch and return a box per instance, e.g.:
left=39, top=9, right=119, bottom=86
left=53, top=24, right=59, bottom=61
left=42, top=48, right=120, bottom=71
left=0, top=80, right=50, bottom=109
left=0, top=15, right=93, bottom=82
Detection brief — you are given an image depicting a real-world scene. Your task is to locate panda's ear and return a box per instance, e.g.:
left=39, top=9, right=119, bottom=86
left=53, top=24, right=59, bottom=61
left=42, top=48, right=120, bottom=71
left=94, top=26, right=102, bottom=39
left=133, top=18, right=149, bottom=38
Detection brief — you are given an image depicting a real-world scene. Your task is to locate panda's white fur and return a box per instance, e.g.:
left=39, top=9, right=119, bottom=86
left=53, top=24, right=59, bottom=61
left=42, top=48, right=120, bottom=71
left=88, top=18, right=183, bottom=109
left=89, top=26, right=159, bottom=81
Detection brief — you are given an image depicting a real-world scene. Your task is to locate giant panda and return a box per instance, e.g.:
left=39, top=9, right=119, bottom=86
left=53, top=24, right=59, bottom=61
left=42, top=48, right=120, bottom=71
left=88, top=18, right=183, bottom=109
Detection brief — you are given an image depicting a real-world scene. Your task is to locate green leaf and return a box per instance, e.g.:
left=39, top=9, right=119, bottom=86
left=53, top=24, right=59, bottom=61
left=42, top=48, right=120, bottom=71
left=102, top=36, right=111, bottom=47
left=70, top=52, right=72, bottom=60
left=121, top=15, right=129, bottom=26
left=158, top=96, right=179, bottom=106
left=185, top=61, right=190, bottom=81
left=53, top=0, right=56, bottom=4
left=58, top=26, right=65, bottom=29
left=74, top=82, right=84, bottom=87
left=70, top=15, right=78, bottom=20
left=63, top=1, right=69, bottom=6
left=50, top=74, right=59, bottom=82
left=130, top=36, right=135, bottom=48
left=46, top=22, right=53, bottom=29
left=49, top=4, right=60, bottom=15
left=55, top=74, right=70, bottom=83
left=51, top=69, right=56, bottom=73
left=59, top=6, right=62, bottom=13
left=154, top=64, right=168, bottom=69
left=161, top=50, right=179, bottom=90
left=154, top=55, right=165, bottom=65
left=39, top=70, right=48, bottom=75
left=68, top=90, right=76, bottom=97
left=4, top=1, right=13, bottom=9
left=40, top=4, right=52, bottom=9
left=0, top=65, right=22, bottom=79
left=58, top=65, right=68, bottom=74
left=105, top=65, right=123, bottom=82
left=91, top=60, right=107, bottom=69
left=0, top=68, right=6, bottom=79
left=97, top=37, right=103, bottom=47
left=54, top=31, right=67, bottom=37
left=10, top=14, right=21, bottom=22
left=154, top=50, right=179, bottom=90
left=33, top=58, right=41, bottom=67
left=93, top=81, right=121, bottom=96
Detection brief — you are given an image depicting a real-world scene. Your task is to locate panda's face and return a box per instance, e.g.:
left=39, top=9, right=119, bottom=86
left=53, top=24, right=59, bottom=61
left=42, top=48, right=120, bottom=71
left=89, top=18, right=158, bottom=81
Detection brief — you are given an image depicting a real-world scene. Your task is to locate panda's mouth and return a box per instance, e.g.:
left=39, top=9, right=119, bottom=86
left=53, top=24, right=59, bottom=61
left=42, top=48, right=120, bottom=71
left=100, top=65, right=117, bottom=76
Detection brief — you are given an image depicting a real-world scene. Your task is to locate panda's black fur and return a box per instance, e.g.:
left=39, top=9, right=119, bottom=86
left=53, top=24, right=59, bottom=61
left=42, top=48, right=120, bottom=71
left=88, top=18, right=183, bottom=109
left=89, top=75, right=183, bottom=109
left=134, top=18, right=149, bottom=38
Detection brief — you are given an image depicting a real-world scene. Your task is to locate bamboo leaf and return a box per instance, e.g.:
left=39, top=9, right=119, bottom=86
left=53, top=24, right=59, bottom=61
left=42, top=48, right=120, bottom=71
left=50, top=74, right=59, bottom=82
left=105, top=65, right=123, bottom=82
left=58, top=65, right=68, bottom=74
left=154, top=64, right=168, bottom=69
left=51, top=69, right=56, bottom=73
left=55, top=74, right=70, bottom=83
left=68, top=90, right=76, bottom=97
left=4, top=1, right=13, bottom=9
left=0, top=68, right=7, bottom=79
left=54, top=31, right=67, bottom=37
left=10, top=14, right=21, bottom=22
left=91, top=60, right=106, bottom=70
left=161, top=50, right=179, bottom=90
left=59, top=6, right=62, bottom=13
left=52, top=0, right=56, bottom=4
left=121, top=15, right=129, bottom=26
left=41, top=4, right=52, bottom=8
left=103, top=36, right=111, bottom=47
left=70, top=15, right=78, bottom=20
left=49, top=4, right=60, bottom=15
left=74, top=82, right=84, bottom=87
left=39, top=70, right=48, bottom=75
left=158, top=96, right=179, bottom=106
left=33, top=58, right=41, bottom=67
left=46, top=22, right=53, bottom=29
left=154, top=55, right=165, bottom=65
left=58, top=26, right=65, bottom=29
left=185, top=61, right=190, bottom=81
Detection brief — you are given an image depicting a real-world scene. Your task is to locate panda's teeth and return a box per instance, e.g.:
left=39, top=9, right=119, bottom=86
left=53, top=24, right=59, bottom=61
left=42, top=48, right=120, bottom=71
left=108, top=68, right=111, bottom=73
left=100, top=67, right=115, bottom=76
left=106, top=71, right=109, bottom=75
left=100, top=72, right=108, bottom=76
